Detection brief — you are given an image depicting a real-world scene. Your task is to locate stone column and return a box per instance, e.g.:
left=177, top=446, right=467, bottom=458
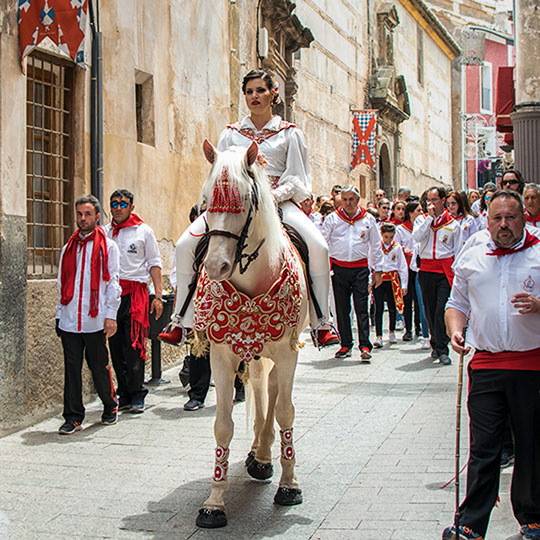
left=510, top=0, right=540, bottom=183
left=0, top=1, right=29, bottom=430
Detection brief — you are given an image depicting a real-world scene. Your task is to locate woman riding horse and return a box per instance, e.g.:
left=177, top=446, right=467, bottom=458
left=159, top=69, right=337, bottom=348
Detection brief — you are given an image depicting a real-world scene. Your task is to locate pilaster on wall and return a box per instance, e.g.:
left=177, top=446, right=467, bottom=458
left=0, top=2, right=29, bottom=429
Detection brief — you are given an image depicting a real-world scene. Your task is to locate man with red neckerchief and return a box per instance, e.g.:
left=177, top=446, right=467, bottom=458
left=524, top=183, right=540, bottom=228
left=443, top=190, right=540, bottom=540
left=56, top=195, right=121, bottom=434
left=105, top=189, right=163, bottom=414
left=321, top=186, right=383, bottom=360
left=413, top=186, right=462, bottom=365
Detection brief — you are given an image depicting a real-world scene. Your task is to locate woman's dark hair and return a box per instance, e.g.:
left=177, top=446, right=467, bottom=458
left=380, top=222, right=396, bottom=234
left=502, top=168, right=526, bottom=194
left=391, top=200, right=406, bottom=220
left=419, top=190, right=429, bottom=213
left=446, top=190, right=465, bottom=217
left=242, top=70, right=281, bottom=105
left=405, top=201, right=421, bottom=222
left=320, top=201, right=335, bottom=217
left=480, top=187, right=496, bottom=212
left=458, top=190, right=478, bottom=218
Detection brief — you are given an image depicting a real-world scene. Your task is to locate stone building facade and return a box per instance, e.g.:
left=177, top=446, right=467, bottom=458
left=0, top=0, right=458, bottom=431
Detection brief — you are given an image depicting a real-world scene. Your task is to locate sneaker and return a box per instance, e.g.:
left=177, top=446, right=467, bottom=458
left=415, top=327, right=422, bottom=338
left=234, top=386, right=246, bottom=402
left=58, top=420, right=82, bottom=435
left=521, top=523, right=540, bottom=539
left=500, top=449, right=515, bottom=469
left=439, top=354, right=452, bottom=365
left=388, top=332, right=397, bottom=344
left=431, top=350, right=440, bottom=359
left=395, top=320, right=405, bottom=331
left=422, top=338, right=431, bottom=349
left=442, top=524, right=483, bottom=539
left=335, top=346, right=352, bottom=358
left=184, top=399, right=205, bottom=411
left=158, top=324, right=187, bottom=346
left=360, top=347, right=372, bottom=360
left=179, top=356, right=191, bottom=388
left=101, top=408, right=118, bottom=425
left=317, top=329, right=340, bottom=347
left=117, top=396, right=131, bottom=411
left=373, top=337, right=383, bottom=348
left=402, top=331, right=413, bottom=342
left=130, top=398, right=145, bottom=414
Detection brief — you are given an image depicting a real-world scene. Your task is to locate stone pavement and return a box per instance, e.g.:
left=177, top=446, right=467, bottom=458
left=0, top=330, right=518, bottom=539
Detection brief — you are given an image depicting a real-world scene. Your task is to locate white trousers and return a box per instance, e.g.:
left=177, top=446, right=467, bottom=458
left=172, top=201, right=330, bottom=328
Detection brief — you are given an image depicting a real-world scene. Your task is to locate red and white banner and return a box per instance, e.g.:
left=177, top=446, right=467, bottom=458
left=18, top=0, right=88, bottom=70
left=351, top=110, right=377, bottom=170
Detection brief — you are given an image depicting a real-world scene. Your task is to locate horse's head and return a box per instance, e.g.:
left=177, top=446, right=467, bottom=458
left=200, top=140, right=262, bottom=281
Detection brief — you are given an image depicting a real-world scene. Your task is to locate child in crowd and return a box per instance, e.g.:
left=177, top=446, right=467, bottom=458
left=373, top=223, right=408, bottom=348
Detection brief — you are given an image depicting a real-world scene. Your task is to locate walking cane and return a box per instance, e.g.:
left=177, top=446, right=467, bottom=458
left=454, top=325, right=468, bottom=538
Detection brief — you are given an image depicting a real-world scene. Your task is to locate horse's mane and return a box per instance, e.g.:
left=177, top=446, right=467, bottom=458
left=200, top=146, right=288, bottom=270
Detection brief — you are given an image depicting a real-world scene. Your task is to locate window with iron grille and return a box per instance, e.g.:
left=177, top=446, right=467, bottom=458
left=26, top=52, right=74, bottom=278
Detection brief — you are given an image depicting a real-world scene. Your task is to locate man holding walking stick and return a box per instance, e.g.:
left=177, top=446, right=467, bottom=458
left=442, top=190, right=540, bottom=540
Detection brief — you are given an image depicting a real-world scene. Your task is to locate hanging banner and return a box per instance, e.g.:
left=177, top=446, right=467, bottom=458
left=18, top=0, right=88, bottom=70
left=351, top=110, right=377, bottom=170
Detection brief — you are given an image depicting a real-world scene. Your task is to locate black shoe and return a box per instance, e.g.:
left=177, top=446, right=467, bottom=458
left=431, top=350, right=439, bottom=359
left=234, top=386, right=246, bottom=402
left=58, top=420, right=82, bottom=435
left=439, top=354, right=451, bottom=365
left=442, top=524, right=482, bottom=539
left=500, top=449, right=515, bottom=469
left=415, top=328, right=422, bottom=338
left=101, top=408, right=118, bottom=425
left=117, top=396, right=131, bottom=411
left=184, top=399, right=204, bottom=411
left=403, top=331, right=413, bottom=342
left=130, top=398, right=145, bottom=414
left=179, top=356, right=191, bottom=388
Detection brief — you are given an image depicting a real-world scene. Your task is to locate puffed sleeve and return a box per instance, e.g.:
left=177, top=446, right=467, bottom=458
left=217, top=127, right=233, bottom=152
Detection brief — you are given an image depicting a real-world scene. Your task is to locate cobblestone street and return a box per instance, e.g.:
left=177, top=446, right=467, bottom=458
left=0, top=330, right=517, bottom=539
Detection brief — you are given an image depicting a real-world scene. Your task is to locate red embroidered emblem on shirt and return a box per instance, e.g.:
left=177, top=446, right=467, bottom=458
left=228, top=120, right=296, bottom=144
left=524, top=275, right=535, bottom=293
left=193, top=253, right=302, bottom=363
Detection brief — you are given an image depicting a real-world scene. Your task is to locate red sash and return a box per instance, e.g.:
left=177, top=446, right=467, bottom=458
left=470, top=347, right=540, bottom=371
left=487, top=231, right=540, bottom=257
left=60, top=226, right=110, bottom=317
left=382, top=269, right=405, bottom=313
left=111, top=213, right=144, bottom=237
left=336, top=206, right=366, bottom=225
left=419, top=257, right=455, bottom=287
left=120, top=280, right=149, bottom=360
left=330, top=257, right=368, bottom=268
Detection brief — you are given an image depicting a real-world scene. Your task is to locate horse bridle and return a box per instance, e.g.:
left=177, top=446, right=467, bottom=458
left=205, top=171, right=266, bottom=275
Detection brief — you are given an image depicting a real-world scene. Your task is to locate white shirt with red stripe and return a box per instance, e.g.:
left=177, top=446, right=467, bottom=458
left=321, top=207, right=384, bottom=271
left=381, top=240, right=409, bottom=290
left=56, top=235, right=121, bottom=333
left=447, top=233, right=540, bottom=353
left=104, top=222, right=162, bottom=283
left=395, top=219, right=420, bottom=271
left=413, top=211, right=463, bottom=262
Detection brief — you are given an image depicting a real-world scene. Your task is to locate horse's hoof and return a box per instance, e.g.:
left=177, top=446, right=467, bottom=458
left=274, top=487, right=303, bottom=506
left=247, top=458, right=273, bottom=480
left=196, top=508, right=227, bottom=528
left=245, top=450, right=255, bottom=467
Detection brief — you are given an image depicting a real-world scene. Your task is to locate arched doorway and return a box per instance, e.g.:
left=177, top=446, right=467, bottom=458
left=379, top=143, right=392, bottom=195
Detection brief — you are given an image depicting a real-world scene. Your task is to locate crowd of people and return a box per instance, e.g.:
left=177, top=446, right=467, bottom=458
left=54, top=67, right=540, bottom=539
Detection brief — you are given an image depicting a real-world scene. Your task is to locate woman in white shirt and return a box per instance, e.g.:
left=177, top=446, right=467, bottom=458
left=160, top=70, right=337, bottom=347
left=446, top=190, right=479, bottom=244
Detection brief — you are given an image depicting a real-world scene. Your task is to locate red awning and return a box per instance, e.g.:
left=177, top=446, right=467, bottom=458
left=496, top=66, right=514, bottom=133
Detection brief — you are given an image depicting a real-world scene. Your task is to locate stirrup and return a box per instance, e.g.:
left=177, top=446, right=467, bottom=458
left=310, top=323, right=339, bottom=350
left=157, top=322, right=186, bottom=348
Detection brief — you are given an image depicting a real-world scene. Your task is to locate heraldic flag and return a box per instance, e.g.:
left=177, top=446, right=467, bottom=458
left=351, top=110, right=377, bottom=170
left=18, top=0, right=88, bottom=70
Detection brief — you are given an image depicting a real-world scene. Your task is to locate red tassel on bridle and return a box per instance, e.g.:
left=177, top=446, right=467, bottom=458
left=208, top=168, right=244, bottom=214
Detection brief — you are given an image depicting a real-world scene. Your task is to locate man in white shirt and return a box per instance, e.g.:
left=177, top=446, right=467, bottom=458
left=443, top=190, right=540, bottom=540
left=413, top=186, right=462, bottom=365
left=56, top=195, right=121, bottom=434
left=321, top=186, right=383, bottom=360
left=105, top=189, right=163, bottom=414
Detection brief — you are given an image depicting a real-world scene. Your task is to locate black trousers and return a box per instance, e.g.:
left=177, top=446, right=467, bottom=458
left=61, top=330, right=118, bottom=422
left=109, top=295, right=148, bottom=401
left=188, top=351, right=211, bottom=403
left=418, top=270, right=450, bottom=356
left=373, top=281, right=396, bottom=336
left=403, top=269, right=420, bottom=334
left=331, top=264, right=371, bottom=351
left=459, top=369, right=540, bottom=536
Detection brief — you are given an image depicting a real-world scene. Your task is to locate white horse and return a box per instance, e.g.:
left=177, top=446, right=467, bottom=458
left=192, top=140, right=309, bottom=528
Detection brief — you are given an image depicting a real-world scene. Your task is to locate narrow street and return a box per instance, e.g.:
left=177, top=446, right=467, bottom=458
left=0, top=330, right=516, bottom=539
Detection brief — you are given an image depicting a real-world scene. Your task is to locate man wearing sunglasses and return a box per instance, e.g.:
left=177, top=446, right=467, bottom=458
left=501, top=169, right=525, bottom=195
left=377, top=198, right=391, bottom=223
left=105, top=189, right=163, bottom=414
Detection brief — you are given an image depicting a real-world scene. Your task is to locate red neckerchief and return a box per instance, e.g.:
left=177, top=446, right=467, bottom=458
left=453, top=213, right=464, bottom=222
left=390, top=217, right=403, bottom=226
left=111, top=213, right=144, bottom=237
left=60, top=226, right=110, bottom=317
left=431, top=210, right=454, bottom=231
left=381, top=240, right=397, bottom=255
left=525, top=210, right=540, bottom=226
left=401, top=220, right=413, bottom=233
left=487, top=230, right=540, bottom=257
left=336, top=206, right=367, bottom=225
left=228, top=120, right=296, bottom=144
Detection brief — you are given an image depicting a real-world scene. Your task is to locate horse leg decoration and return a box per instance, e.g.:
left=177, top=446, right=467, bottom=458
left=193, top=140, right=309, bottom=528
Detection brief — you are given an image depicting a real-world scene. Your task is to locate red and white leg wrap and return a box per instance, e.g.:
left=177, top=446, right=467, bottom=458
left=213, top=445, right=229, bottom=482
left=280, top=428, right=295, bottom=461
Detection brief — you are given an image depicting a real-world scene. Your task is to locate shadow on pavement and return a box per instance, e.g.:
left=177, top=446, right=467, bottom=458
left=395, top=356, right=441, bottom=371
left=20, top=420, right=111, bottom=446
